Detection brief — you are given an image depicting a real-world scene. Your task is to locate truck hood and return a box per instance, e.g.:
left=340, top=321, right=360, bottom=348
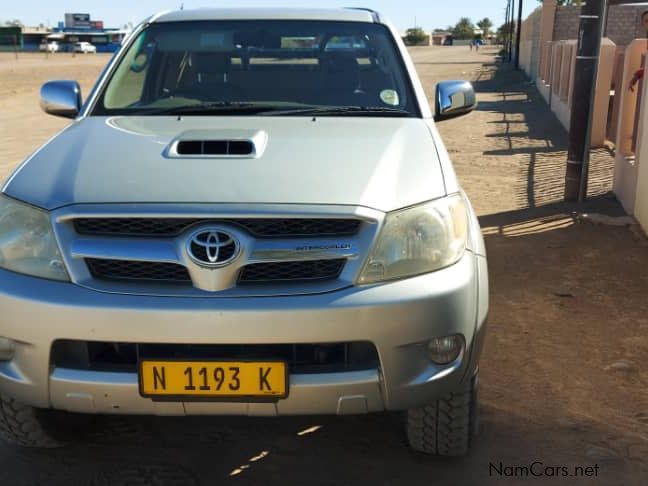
left=3, top=116, right=446, bottom=212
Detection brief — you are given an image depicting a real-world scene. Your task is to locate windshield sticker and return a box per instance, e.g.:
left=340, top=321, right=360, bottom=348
left=380, top=89, right=399, bottom=106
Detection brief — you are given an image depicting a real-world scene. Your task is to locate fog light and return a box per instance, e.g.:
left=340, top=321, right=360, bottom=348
left=0, top=337, right=15, bottom=361
left=427, top=335, right=463, bottom=364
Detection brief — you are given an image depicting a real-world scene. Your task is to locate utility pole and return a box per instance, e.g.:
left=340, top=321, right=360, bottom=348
left=508, top=0, right=515, bottom=62
left=504, top=0, right=511, bottom=58
left=564, top=0, right=607, bottom=201
left=515, top=0, right=523, bottom=69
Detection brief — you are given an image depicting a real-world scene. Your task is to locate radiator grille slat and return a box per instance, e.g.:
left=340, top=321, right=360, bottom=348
left=74, top=218, right=361, bottom=238
left=85, top=258, right=345, bottom=285
left=86, top=259, right=191, bottom=283
left=239, top=259, right=345, bottom=284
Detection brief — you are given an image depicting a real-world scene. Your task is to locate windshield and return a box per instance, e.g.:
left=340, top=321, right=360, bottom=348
left=91, top=20, right=419, bottom=116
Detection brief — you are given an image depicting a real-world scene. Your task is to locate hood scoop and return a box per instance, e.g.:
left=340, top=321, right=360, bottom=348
left=167, top=129, right=267, bottom=158
left=177, top=140, right=254, bottom=155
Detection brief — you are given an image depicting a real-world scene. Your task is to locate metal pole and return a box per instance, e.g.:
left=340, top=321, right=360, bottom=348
left=509, top=0, right=515, bottom=62
left=579, top=0, right=609, bottom=201
left=515, top=0, right=523, bottom=69
left=564, top=0, right=606, bottom=201
left=504, top=0, right=510, bottom=51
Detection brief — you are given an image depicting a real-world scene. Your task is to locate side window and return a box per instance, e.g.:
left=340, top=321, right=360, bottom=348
left=104, top=33, right=150, bottom=108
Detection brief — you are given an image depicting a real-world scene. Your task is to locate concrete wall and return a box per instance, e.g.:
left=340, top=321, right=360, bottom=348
left=553, top=6, right=580, bottom=40
left=520, top=1, right=620, bottom=148
left=592, top=39, right=617, bottom=148
left=554, top=5, right=648, bottom=47
left=635, top=70, right=648, bottom=234
left=531, top=37, right=615, bottom=147
left=536, top=0, right=557, bottom=104
left=607, top=5, right=648, bottom=47
left=614, top=39, right=648, bottom=215
left=553, top=6, right=580, bottom=41
left=519, top=7, right=543, bottom=80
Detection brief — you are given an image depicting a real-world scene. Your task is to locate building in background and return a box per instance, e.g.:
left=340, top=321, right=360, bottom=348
left=0, top=26, right=24, bottom=51
left=431, top=31, right=451, bottom=46
left=49, top=13, right=129, bottom=52
left=0, top=13, right=130, bottom=53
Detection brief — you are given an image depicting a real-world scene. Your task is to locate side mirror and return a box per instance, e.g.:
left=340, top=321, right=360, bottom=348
left=40, top=80, right=82, bottom=118
left=435, top=80, right=477, bottom=121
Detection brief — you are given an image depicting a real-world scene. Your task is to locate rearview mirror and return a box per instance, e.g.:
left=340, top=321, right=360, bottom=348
left=435, top=81, right=477, bottom=121
left=40, top=80, right=82, bottom=119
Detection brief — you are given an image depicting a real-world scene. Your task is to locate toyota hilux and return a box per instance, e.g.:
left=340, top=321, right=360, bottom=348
left=0, top=8, right=488, bottom=456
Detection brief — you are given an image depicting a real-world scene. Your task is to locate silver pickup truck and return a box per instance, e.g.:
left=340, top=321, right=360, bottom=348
left=0, top=8, right=488, bottom=456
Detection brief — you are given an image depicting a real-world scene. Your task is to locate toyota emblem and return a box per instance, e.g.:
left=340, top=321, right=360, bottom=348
left=187, top=229, right=240, bottom=267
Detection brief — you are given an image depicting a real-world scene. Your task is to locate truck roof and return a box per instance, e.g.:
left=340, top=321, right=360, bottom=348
left=152, top=8, right=380, bottom=24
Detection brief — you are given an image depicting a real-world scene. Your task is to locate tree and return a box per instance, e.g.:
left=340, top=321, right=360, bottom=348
left=452, top=17, right=475, bottom=40
left=4, top=19, right=23, bottom=27
left=477, top=18, right=493, bottom=37
left=404, top=27, right=427, bottom=46
left=496, top=21, right=515, bottom=45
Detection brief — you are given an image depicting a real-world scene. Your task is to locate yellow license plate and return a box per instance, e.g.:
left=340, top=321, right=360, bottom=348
left=139, top=360, right=288, bottom=400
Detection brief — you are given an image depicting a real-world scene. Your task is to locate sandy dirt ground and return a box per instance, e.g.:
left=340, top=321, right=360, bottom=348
left=0, top=48, right=647, bottom=485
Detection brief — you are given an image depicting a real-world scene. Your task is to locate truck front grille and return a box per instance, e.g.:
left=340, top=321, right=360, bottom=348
left=74, top=218, right=361, bottom=238
left=238, top=259, right=345, bottom=284
left=58, top=208, right=377, bottom=296
left=51, top=340, right=380, bottom=375
left=86, top=258, right=346, bottom=285
left=86, top=259, right=191, bottom=283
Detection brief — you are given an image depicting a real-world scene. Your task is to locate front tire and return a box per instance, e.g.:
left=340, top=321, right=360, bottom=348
left=406, top=374, right=478, bottom=456
left=0, top=393, right=66, bottom=448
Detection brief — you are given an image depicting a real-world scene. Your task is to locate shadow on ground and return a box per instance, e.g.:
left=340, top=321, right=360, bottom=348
left=470, top=62, right=615, bottom=210
left=3, top=403, right=647, bottom=485
left=468, top=61, right=648, bottom=486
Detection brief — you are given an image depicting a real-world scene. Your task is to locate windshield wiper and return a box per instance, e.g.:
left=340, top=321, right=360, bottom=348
left=260, top=106, right=413, bottom=117
left=124, top=103, right=412, bottom=117
left=130, top=101, right=286, bottom=116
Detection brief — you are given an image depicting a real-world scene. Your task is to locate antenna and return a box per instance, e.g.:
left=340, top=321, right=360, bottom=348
left=180, top=3, right=184, bottom=10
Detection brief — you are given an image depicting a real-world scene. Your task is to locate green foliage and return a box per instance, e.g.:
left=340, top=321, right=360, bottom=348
left=404, top=27, right=427, bottom=45
left=496, top=21, right=515, bottom=44
left=452, top=17, right=475, bottom=40
left=476, top=18, right=493, bottom=37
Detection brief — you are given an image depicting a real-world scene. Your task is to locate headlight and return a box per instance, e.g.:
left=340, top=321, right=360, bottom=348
left=0, top=195, right=69, bottom=281
left=358, top=194, right=467, bottom=284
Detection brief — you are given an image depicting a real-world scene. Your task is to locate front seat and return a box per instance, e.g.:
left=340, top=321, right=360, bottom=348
left=320, top=51, right=368, bottom=106
left=191, top=52, right=240, bottom=100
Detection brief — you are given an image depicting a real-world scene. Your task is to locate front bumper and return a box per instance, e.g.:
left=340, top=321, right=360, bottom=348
left=0, top=252, right=488, bottom=416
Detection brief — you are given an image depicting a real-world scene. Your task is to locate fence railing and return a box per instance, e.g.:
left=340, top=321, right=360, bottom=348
left=534, top=38, right=616, bottom=148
